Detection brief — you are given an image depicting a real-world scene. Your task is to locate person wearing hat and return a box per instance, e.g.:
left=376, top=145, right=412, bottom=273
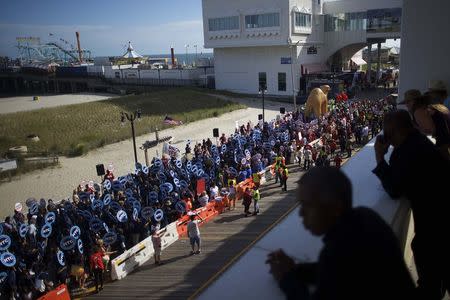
left=428, top=80, right=449, bottom=109
left=399, top=89, right=422, bottom=115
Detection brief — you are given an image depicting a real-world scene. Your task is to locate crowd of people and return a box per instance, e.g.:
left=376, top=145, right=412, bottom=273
left=0, top=94, right=395, bottom=299
left=267, top=82, right=450, bottom=300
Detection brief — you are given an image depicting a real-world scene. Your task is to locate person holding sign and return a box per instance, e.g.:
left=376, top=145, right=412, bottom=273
left=187, top=214, right=204, bottom=255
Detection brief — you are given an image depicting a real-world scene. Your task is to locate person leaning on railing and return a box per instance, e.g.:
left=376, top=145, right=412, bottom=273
left=373, top=110, right=450, bottom=299
left=266, top=167, right=416, bottom=300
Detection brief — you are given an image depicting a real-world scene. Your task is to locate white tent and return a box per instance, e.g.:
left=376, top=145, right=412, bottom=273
left=122, top=42, right=143, bottom=59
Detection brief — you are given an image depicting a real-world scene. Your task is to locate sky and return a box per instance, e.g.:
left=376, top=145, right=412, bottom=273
left=0, top=0, right=400, bottom=59
left=0, top=0, right=207, bottom=58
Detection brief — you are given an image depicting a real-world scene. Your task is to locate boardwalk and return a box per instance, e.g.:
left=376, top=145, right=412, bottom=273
left=87, top=166, right=303, bottom=300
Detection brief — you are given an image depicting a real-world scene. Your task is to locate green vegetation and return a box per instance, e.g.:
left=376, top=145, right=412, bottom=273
left=0, top=88, right=246, bottom=157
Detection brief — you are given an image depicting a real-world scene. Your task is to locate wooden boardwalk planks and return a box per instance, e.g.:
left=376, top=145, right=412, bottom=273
left=88, top=166, right=303, bottom=300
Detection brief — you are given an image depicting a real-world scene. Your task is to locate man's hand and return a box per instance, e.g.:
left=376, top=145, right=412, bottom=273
left=266, top=249, right=295, bottom=282
left=374, top=135, right=389, bottom=163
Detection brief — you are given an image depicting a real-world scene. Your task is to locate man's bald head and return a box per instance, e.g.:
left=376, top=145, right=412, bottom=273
left=298, top=167, right=353, bottom=236
left=383, top=110, right=414, bottom=147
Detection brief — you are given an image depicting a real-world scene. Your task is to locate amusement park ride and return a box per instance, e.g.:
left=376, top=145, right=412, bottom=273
left=16, top=32, right=92, bottom=66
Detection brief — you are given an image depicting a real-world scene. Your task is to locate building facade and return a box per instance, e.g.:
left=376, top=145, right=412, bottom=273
left=202, top=0, right=402, bottom=96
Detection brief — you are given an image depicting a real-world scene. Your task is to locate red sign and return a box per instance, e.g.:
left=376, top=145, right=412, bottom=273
left=196, top=178, right=206, bottom=196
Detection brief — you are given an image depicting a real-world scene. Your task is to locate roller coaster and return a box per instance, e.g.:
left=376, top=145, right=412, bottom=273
left=16, top=35, right=92, bottom=65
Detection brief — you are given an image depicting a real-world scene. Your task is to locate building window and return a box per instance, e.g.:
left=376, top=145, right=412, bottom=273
left=245, top=13, right=280, bottom=29
left=208, top=16, right=240, bottom=31
left=278, top=73, right=286, bottom=91
left=258, top=72, right=267, bottom=90
left=295, top=12, right=312, bottom=28
left=325, top=12, right=367, bottom=32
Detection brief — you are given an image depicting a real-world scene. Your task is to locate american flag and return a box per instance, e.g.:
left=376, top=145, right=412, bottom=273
left=163, top=116, right=183, bottom=126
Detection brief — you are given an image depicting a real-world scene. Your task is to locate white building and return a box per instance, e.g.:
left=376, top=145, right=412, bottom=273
left=202, top=0, right=402, bottom=96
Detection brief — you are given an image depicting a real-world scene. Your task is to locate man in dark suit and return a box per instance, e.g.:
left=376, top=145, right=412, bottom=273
left=373, top=110, right=450, bottom=299
left=266, top=167, right=415, bottom=300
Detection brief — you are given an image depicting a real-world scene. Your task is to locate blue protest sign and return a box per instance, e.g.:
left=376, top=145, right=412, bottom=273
left=180, top=180, right=189, bottom=190
left=159, top=184, right=169, bottom=194
left=70, top=226, right=81, bottom=240
left=41, top=223, right=52, bottom=238
left=89, top=193, right=95, bottom=201
left=39, top=240, right=47, bottom=250
left=132, top=201, right=141, bottom=212
left=215, top=156, right=220, bottom=166
left=91, top=199, right=103, bottom=211
left=19, top=224, right=28, bottom=238
left=186, top=160, right=192, bottom=171
left=45, top=212, right=56, bottom=224
left=154, top=209, right=164, bottom=222
left=56, top=249, right=65, bottom=266
left=154, top=159, right=162, bottom=168
left=173, top=178, right=180, bottom=187
left=133, top=208, right=139, bottom=221
left=112, top=180, right=123, bottom=192
left=141, top=207, right=154, bottom=220
left=29, top=202, right=39, bottom=215
left=196, top=169, right=203, bottom=178
left=77, top=239, right=83, bottom=254
left=117, top=176, right=127, bottom=186
left=148, top=191, right=158, bottom=204
left=103, top=222, right=109, bottom=232
left=125, top=188, right=133, bottom=199
left=78, top=192, right=90, bottom=201
left=0, top=252, right=16, bottom=267
left=176, top=160, right=182, bottom=169
left=170, top=170, right=176, bottom=178
left=0, top=235, right=11, bottom=251
left=116, top=210, right=128, bottom=223
left=103, top=194, right=112, bottom=206
left=109, top=201, right=122, bottom=212
left=158, top=172, right=166, bottom=182
left=211, top=144, right=217, bottom=152
left=0, top=271, right=8, bottom=286
left=181, top=169, right=188, bottom=179
left=228, top=167, right=238, bottom=178
left=165, top=182, right=174, bottom=193
left=175, top=201, right=186, bottom=214
left=89, top=218, right=103, bottom=233
left=192, top=165, right=198, bottom=174
left=142, top=165, right=149, bottom=175
left=60, top=236, right=76, bottom=251
left=221, top=144, right=227, bottom=153
left=103, top=180, right=112, bottom=191
left=103, top=231, right=117, bottom=246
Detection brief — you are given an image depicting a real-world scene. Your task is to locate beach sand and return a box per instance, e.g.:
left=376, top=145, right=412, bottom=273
left=0, top=93, right=118, bottom=114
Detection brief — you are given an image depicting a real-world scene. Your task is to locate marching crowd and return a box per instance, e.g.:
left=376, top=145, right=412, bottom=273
left=0, top=95, right=393, bottom=300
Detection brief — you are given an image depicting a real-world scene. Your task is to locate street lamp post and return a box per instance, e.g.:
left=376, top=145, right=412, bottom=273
left=121, top=110, right=141, bottom=165
left=258, top=86, right=267, bottom=123
left=184, top=44, right=189, bottom=67
left=194, top=45, right=198, bottom=63
left=288, top=38, right=301, bottom=112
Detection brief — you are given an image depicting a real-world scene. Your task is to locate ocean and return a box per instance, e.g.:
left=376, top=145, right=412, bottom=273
left=145, top=53, right=213, bottom=65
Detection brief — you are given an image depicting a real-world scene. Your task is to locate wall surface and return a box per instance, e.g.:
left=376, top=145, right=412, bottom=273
left=398, top=0, right=450, bottom=97
left=214, top=46, right=297, bottom=95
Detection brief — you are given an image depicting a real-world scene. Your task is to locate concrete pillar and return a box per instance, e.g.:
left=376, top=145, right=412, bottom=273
left=367, top=43, right=372, bottom=85
left=376, top=42, right=382, bottom=82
